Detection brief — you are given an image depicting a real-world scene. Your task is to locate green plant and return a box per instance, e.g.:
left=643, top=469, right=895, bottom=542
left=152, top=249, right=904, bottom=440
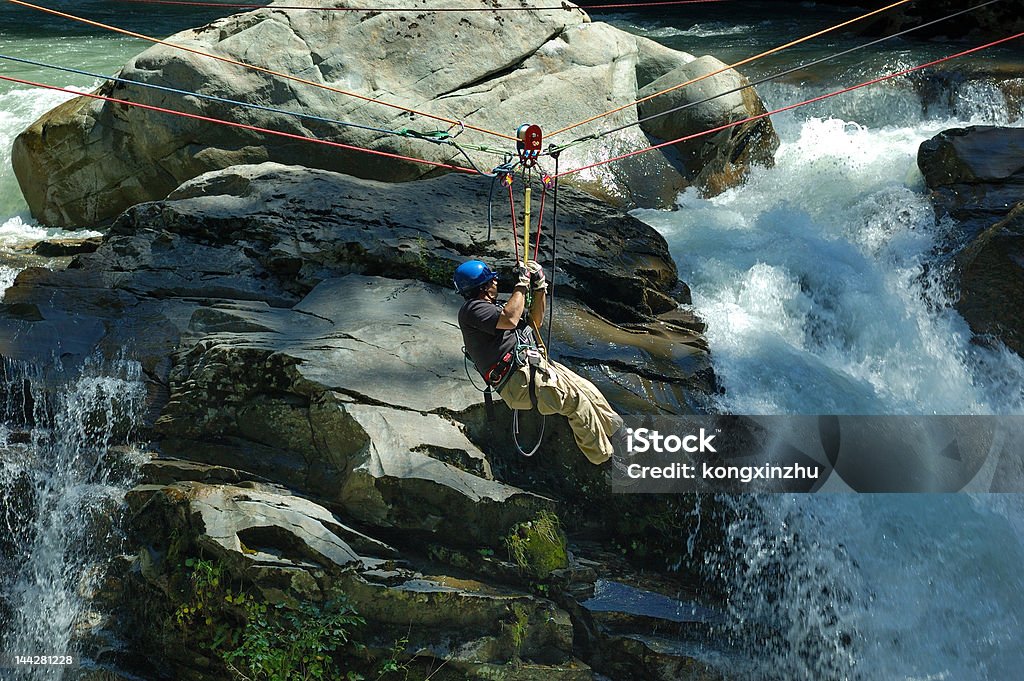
left=223, top=597, right=365, bottom=681
left=507, top=603, right=529, bottom=659
left=374, top=635, right=411, bottom=680
left=171, top=557, right=253, bottom=657
left=503, top=511, right=568, bottom=580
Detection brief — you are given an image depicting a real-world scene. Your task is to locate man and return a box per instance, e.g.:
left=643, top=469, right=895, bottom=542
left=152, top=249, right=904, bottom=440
left=454, top=259, right=622, bottom=464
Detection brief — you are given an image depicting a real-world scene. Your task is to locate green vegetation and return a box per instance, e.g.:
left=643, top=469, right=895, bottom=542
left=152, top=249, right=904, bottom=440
left=506, top=603, right=530, bottom=660
left=223, top=598, right=364, bottom=681
left=503, top=511, right=568, bottom=580
left=172, top=557, right=417, bottom=681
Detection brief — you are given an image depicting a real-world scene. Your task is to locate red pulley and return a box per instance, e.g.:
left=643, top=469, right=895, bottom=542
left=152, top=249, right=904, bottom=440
left=516, top=124, right=542, bottom=167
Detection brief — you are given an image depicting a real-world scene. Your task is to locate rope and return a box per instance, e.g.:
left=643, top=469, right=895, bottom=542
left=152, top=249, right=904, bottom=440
left=5, top=0, right=515, bottom=142
left=547, top=0, right=915, bottom=138
left=112, top=0, right=733, bottom=10
left=532, top=181, right=547, bottom=262
left=550, top=0, right=1008, bottom=154
left=512, top=408, right=545, bottom=457
left=0, top=73, right=483, bottom=175
left=553, top=30, right=1024, bottom=178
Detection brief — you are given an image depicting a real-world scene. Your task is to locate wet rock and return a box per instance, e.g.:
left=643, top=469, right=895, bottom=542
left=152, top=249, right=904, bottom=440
left=919, top=126, right=1024, bottom=237
left=31, top=237, right=103, bottom=258
left=854, top=0, right=1024, bottom=41
left=919, top=127, right=1024, bottom=357
left=13, top=1, right=777, bottom=226
left=955, top=202, right=1024, bottom=356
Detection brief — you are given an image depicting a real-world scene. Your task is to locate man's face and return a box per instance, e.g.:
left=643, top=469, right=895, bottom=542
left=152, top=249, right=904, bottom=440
left=483, top=277, right=498, bottom=303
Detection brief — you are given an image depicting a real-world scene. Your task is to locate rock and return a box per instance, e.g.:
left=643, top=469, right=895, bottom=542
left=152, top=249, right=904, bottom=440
left=853, top=0, right=1024, bottom=41
left=0, top=162, right=712, bottom=538
left=0, top=162, right=711, bottom=396
left=31, top=237, right=103, bottom=258
left=122, top=480, right=588, bottom=680
left=919, top=126, right=1024, bottom=233
left=127, top=481, right=397, bottom=570
left=918, top=127, right=1024, bottom=357
left=13, top=1, right=777, bottom=226
left=637, top=55, right=777, bottom=197
left=154, top=277, right=556, bottom=544
left=1, top=162, right=717, bottom=679
left=955, top=202, right=1024, bottom=356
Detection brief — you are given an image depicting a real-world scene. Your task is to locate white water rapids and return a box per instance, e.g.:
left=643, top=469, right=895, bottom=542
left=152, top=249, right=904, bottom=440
left=632, top=75, right=1024, bottom=680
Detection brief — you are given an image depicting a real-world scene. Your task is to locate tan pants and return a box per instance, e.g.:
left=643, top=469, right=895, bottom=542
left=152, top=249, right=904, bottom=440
left=499, top=358, right=621, bottom=465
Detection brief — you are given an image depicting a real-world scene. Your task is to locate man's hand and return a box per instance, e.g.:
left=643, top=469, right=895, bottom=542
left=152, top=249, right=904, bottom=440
left=515, top=263, right=532, bottom=290
left=527, top=261, right=547, bottom=292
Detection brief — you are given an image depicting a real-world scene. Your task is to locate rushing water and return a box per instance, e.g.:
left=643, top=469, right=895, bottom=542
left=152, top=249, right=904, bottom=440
left=0, top=358, right=146, bottom=677
left=620, top=6, right=1024, bottom=681
left=2, top=2, right=1024, bottom=680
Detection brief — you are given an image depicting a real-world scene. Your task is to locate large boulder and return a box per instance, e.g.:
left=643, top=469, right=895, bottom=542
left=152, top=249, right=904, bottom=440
left=918, top=126, right=1024, bottom=236
left=918, top=126, right=1024, bottom=357
left=0, top=164, right=720, bottom=679
left=12, top=0, right=777, bottom=227
left=0, top=162, right=712, bottom=530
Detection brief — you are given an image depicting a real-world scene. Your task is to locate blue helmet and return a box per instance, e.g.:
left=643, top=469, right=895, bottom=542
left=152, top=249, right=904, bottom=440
left=453, top=260, right=498, bottom=298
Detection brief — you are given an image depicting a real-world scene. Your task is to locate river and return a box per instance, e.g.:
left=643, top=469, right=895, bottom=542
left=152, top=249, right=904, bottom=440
left=2, top=1, right=1023, bottom=679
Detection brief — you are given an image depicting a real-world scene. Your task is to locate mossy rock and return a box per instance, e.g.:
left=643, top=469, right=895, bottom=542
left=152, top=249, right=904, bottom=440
left=505, top=512, right=569, bottom=580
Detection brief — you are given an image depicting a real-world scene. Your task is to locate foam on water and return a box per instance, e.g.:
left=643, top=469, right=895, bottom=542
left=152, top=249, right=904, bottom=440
left=636, top=111, right=1024, bottom=415
left=634, top=79, right=1024, bottom=679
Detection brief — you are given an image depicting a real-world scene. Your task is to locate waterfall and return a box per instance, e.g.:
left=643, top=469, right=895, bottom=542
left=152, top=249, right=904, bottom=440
left=0, top=357, right=146, bottom=678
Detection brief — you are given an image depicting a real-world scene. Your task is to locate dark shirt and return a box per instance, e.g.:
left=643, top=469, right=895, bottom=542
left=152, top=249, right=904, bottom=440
left=458, top=298, right=535, bottom=378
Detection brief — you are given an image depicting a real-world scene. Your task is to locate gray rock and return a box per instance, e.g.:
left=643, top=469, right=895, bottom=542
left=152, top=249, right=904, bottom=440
left=918, top=127, right=1024, bottom=357
left=1, top=162, right=712, bottom=547
left=638, top=55, right=777, bottom=196
left=13, top=1, right=776, bottom=226
left=154, top=277, right=555, bottom=542
left=918, top=126, right=1024, bottom=237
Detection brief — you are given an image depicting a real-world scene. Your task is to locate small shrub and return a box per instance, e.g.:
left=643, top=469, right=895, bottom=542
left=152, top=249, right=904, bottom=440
left=503, top=510, right=568, bottom=580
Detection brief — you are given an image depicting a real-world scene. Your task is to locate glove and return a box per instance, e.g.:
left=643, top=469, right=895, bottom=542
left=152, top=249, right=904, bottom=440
left=515, top=263, right=531, bottom=289
left=527, top=261, right=547, bottom=292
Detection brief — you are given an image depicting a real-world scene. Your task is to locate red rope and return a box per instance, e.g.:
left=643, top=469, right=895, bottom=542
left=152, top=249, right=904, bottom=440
left=555, top=30, right=1024, bottom=178
left=111, top=0, right=732, bottom=11
left=0, top=74, right=481, bottom=175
